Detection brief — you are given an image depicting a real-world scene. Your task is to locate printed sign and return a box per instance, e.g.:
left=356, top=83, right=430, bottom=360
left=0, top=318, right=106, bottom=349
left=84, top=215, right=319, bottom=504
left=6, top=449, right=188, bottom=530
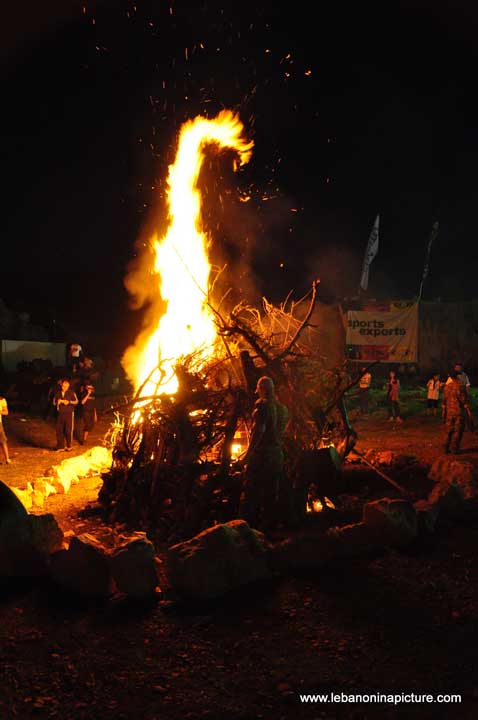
left=346, top=301, right=418, bottom=362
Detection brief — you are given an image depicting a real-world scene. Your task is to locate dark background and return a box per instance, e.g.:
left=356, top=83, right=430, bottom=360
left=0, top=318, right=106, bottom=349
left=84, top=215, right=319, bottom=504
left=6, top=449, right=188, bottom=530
left=1, top=0, right=477, bottom=358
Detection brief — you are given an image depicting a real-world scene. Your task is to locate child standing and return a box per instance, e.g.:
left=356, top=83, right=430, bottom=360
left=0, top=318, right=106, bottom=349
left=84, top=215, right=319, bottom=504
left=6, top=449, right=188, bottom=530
left=387, top=370, right=402, bottom=423
left=426, top=373, right=441, bottom=416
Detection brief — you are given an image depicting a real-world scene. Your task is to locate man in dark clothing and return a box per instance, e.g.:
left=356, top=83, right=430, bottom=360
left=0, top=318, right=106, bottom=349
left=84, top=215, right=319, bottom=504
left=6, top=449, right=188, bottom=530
left=442, top=371, right=469, bottom=454
left=53, top=379, right=78, bottom=451
left=239, top=376, right=291, bottom=531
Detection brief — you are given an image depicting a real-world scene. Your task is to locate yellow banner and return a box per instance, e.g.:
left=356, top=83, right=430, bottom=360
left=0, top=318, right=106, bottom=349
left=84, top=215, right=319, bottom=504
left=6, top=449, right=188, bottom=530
left=346, top=301, right=418, bottom=362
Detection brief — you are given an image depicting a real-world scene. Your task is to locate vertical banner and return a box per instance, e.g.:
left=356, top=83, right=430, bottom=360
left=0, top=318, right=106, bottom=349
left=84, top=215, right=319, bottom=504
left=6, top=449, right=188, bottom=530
left=346, top=300, right=418, bottom=362
left=359, top=214, right=380, bottom=292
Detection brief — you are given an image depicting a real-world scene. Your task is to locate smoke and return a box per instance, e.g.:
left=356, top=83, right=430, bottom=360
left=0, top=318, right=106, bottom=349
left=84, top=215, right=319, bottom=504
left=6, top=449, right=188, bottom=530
left=197, top=152, right=300, bottom=309
left=303, top=243, right=362, bottom=301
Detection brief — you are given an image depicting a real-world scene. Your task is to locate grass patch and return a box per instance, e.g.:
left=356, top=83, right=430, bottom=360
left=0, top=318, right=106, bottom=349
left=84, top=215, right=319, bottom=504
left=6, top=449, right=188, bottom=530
left=346, top=382, right=478, bottom=418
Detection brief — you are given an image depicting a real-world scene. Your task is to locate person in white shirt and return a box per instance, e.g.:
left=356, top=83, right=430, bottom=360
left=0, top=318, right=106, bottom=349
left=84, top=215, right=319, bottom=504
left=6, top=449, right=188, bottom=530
left=67, top=342, right=84, bottom=373
left=0, top=396, right=12, bottom=464
left=454, top=363, right=471, bottom=398
left=426, top=373, right=441, bottom=416
left=445, top=363, right=471, bottom=397
left=358, top=367, right=372, bottom=414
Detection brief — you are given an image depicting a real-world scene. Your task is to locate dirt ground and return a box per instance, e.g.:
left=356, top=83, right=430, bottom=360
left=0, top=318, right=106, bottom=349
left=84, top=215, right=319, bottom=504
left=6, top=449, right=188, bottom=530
left=1, top=408, right=478, bottom=719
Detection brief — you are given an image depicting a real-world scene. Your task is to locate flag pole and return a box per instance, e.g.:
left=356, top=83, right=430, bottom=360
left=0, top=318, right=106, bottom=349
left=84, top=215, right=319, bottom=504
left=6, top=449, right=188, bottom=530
left=418, top=221, right=439, bottom=302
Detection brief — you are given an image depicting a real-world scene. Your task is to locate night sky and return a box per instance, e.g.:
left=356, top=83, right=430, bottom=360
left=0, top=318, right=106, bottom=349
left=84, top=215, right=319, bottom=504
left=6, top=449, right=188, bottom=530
left=2, top=0, right=477, bottom=357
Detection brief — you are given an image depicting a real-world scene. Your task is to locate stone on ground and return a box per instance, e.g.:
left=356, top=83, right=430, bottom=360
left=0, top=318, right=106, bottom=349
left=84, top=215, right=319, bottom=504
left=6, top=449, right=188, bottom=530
left=110, top=532, right=160, bottom=598
left=1, top=481, right=64, bottom=577
left=166, top=519, right=271, bottom=600
left=50, top=533, right=114, bottom=598
left=428, top=457, right=478, bottom=517
left=363, top=497, right=417, bottom=547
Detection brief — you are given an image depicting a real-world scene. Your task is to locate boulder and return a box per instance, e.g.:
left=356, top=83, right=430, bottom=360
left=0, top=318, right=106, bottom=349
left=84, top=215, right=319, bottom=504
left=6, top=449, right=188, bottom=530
left=326, top=521, right=379, bottom=558
left=47, top=467, right=72, bottom=494
left=32, top=489, right=45, bottom=508
left=376, top=451, right=394, bottom=466
left=363, top=497, right=417, bottom=547
left=110, top=533, right=159, bottom=598
left=427, top=482, right=466, bottom=519
left=45, top=446, right=112, bottom=495
left=29, top=514, right=64, bottom=556
left=0, top=479, right=33, bottom=576
left=429, top=457, right=478, bottom=505
left=10, top=483, right=33, bottom=510
left=271, top=522, right=378, bottom=572
left=1, top=482, right=64, bottom=577
left=83, top=446, right=112, bottom=472
left=166, top=519, right=271, bottom=600
left=414, top=500, right=440, bottom=534
left=50, top=533, right=114, bottom=598
left=394, top=454, right=418, bottom=468
left=33, top=478, right=57, bottom=498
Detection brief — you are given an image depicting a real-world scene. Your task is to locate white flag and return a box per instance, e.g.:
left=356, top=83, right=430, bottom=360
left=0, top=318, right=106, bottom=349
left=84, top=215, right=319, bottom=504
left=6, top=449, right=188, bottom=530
left=359, top=214, right=380, bottom=292
left=418, top=220, right=439, bottom=300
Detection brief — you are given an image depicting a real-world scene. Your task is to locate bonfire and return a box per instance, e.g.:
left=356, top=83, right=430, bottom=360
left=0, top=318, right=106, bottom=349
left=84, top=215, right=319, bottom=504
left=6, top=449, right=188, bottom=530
left=99, top=111, right=356, bottom=542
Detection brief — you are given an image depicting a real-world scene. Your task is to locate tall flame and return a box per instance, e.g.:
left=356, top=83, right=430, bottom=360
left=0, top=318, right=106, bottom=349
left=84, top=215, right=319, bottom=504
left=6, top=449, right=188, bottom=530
left=123, top=110, right=253, bottom=398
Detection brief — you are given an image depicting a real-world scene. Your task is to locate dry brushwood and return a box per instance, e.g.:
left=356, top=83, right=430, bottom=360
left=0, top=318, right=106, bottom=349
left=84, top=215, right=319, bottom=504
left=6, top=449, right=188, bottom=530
left=100, top=281, right=355, bottom=540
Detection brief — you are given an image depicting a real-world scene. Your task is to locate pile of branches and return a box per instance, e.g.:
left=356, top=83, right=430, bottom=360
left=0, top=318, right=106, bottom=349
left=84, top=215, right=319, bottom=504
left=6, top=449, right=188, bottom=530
left=99, top=281, right=358, bottom=542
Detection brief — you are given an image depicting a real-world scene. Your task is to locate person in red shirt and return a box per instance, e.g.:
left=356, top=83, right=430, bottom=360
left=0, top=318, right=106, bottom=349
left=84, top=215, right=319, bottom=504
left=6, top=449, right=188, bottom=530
left=387, top=370, right=402, bottom=423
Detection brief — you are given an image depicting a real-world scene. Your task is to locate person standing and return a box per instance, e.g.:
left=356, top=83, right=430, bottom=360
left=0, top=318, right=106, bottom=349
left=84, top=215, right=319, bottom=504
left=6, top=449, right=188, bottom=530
left=358, top=366, right=372, bottom=414
left=386, top=370, right=402, bottom=423
left=442, top=370, right=469, bottom=454
left=239, top=376, right=291, bottom=531
left=53, top=379, right=78, bottom=451
left=78, top=381, right=97, bottom=445
left=0, top=395, right=12, bottom=464
left=67, top=342, right=84, bottom=373
left=445, top=363, right=473, bottom=429
left=426, top=373, right=442, bottom=416
left=454, top=363, right=471, bottom=398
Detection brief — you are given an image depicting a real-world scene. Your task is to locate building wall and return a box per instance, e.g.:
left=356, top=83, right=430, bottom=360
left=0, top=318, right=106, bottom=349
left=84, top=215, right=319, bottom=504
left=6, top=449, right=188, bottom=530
left=0, top=339, right=66, bottom=372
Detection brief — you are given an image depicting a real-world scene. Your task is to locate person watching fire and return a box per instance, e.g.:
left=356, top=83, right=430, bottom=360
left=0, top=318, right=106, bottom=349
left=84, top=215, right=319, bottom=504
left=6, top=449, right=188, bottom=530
left=239, top=376, right=292, bottom=531
left=78, top=380, right=97, bottom=445
left=0, top=394, right=12, bottom=464
left=53, top=379, right=78, bottom=451
left=443, top=370, right=469, bottom=454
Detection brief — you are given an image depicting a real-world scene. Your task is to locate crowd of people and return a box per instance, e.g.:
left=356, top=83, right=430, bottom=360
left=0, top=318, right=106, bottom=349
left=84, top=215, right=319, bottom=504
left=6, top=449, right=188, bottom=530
left=0, top=348, right=474, bottom=537
left=357, top=361, right=473, bottom=454
left=0, top=342, right=99, bottom=460
left=236, top=363, right=475, bottom=532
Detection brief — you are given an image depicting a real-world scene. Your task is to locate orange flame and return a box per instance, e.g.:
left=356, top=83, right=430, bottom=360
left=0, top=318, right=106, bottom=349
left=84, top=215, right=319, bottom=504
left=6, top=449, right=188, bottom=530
left=123, top=111, right=253, bottom=398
